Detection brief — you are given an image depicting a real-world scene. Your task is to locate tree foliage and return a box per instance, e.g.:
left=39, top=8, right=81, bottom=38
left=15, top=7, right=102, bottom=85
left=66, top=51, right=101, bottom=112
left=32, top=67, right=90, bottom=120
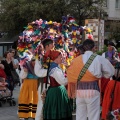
left=107, top=22, right=120, bottom=42
left=0, top=0, right=105, bottom=38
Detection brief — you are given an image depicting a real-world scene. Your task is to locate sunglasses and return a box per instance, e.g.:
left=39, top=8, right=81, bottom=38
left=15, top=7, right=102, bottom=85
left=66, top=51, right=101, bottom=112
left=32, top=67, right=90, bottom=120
left=11, top=51, right=15, bottom=53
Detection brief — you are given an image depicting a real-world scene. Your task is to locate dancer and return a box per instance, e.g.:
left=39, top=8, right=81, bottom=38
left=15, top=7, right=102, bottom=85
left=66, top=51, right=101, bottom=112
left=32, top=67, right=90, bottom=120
left=35, top=39, right=55, bottom=120
left=35, top=49, right=72, bottom=120
left=101, top=42, right=119, bottom=105
left=102, top=62, right=120, bottom=120
left=67, top=39, right=115, bottom=120
left=18, top=55, right=38, bottom=120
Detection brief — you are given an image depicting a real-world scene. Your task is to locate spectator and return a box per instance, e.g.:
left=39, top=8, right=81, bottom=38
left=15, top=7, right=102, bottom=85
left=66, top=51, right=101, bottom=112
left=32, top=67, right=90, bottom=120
left=1, top=51, right=17, bottom=90
left=102, top=42, right=119, bottom=66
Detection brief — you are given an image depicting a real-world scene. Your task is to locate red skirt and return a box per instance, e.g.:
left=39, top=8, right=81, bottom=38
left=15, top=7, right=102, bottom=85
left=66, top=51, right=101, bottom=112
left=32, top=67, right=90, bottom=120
left=101, top=77, right=110, bottom=93
left=102, top=80, right=120, bottom=119
left=101, top=77, right=110, bottom=105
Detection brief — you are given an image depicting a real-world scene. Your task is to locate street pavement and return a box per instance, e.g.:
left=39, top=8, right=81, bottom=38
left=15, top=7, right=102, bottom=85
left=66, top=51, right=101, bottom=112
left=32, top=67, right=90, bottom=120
left=0, top=86, right=20, bottom=120
left=0, top=86, right=76, bottom=120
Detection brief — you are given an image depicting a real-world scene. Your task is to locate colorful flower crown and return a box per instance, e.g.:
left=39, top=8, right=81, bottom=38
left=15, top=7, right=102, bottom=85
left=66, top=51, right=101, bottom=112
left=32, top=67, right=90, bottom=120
left=17, top=16, right=93, bottom=67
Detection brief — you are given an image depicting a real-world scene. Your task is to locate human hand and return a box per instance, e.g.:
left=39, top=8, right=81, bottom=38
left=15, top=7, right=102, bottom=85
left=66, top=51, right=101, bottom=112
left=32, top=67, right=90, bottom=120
left=0, top=64, right=4, bottom=69
left=11, top=57, right=14, bottom=61
left=41, top=90, right=46, bottom=101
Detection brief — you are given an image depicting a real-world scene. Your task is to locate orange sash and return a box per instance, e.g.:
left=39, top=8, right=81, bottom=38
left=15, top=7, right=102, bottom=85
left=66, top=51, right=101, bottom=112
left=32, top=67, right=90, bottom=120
left=67, top=55, right=99, bottom=98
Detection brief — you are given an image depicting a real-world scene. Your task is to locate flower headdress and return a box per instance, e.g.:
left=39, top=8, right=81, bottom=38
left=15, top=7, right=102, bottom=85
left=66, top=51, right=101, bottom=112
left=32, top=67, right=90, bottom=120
left=17, top=16, right=93, bottom=67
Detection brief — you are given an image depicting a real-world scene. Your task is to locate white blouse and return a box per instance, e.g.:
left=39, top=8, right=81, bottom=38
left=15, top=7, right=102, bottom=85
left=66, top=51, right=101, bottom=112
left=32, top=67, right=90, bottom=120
left=34, top=59, right=68, bottom=85
left=19, top=67, right=28, bottom=79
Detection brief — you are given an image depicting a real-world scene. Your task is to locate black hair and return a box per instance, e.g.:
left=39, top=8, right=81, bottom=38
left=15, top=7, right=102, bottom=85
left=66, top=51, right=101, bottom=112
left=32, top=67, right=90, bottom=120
left=83, top=39, right=95, bottom=51
left=9, top=48, right=15, bottom=53
left=42, top=39, right=53, bottom=48
left=9, top=48, right=17, bottom=57
left=112, top=62, right=120, bottom=81
left=77, top=44, right=84, bottom=54
left=4, top=51, right=10, bottom=58
left=108, top=41, right=116, bottom=47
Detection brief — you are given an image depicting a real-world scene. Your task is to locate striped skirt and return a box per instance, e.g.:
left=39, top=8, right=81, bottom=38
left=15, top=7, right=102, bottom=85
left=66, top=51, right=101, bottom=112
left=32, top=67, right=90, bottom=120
left=18, top=79, right=38, bottom=119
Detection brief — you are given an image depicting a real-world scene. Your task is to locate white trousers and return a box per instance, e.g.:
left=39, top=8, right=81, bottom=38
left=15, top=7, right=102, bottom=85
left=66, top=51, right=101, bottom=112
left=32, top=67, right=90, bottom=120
left=35, top=83, right=49, bottom=120
left=76, top=90, right=100, bottom=120
left=35, top=83, right=44, bottom=120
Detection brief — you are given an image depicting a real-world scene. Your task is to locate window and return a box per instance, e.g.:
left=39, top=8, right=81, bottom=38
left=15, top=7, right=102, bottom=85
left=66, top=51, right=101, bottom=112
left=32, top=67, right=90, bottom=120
left=116, top=0, right=120, bottom=8
left=0, top=46, right=3, bottom=57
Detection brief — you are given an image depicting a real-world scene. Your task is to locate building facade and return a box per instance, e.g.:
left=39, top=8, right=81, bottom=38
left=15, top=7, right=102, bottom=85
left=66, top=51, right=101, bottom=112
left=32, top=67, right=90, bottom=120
left=104, top=0, right=120, bottom=19
left=103, top=0, right=120, bottom=41
left=0, top=35, right=18, bottom=57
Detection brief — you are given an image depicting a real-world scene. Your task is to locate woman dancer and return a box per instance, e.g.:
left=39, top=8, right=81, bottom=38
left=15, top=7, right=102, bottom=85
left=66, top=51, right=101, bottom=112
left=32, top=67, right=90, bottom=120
left=35, top=49, right=72, bottom=120
left=18, top=56, right=38, bottom=120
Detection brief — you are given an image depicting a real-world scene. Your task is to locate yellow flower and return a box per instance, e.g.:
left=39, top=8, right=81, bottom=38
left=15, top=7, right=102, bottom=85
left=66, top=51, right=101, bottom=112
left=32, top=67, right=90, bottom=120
left=87, top=28, right=92, bottom=33
left=73, top=31, right=76, bottom=36
left=72, top=38, right=77, bottom=43
left=60, top=64, right=66, bottom=71
left=27, top=25, right=33, bottom=29
left=47, top=21, right=53, bottom=24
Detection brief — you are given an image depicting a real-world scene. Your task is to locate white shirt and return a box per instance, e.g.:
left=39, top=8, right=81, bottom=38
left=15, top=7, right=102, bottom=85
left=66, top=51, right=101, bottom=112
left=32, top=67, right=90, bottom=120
left=82, top=51, right=115, bottom=78
left=102, top=52, right=105, bottom=58
left=34, top=59, right=68, bottom=85
left=19, top=68, right=28, bottom=79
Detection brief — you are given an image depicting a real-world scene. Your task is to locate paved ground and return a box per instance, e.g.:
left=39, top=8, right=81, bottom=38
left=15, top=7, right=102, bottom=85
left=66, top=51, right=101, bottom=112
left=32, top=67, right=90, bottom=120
left=0, top=86, right=20, bottom=120
left=0, top=86, right=76, bottom=120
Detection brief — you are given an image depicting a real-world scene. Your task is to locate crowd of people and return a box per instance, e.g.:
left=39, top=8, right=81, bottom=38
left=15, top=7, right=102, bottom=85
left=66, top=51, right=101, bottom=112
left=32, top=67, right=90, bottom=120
left=0, top=38, right=120, bottom=120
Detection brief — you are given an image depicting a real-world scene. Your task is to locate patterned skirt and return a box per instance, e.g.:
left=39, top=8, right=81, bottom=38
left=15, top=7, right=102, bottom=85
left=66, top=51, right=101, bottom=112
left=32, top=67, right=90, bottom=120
left=43, top=85, right=72, bottom=120
left=18, top=79, right=38, bottom=119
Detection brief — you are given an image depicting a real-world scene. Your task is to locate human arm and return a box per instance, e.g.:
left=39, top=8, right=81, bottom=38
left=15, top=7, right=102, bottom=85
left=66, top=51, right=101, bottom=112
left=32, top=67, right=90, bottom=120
left=102, top=52, right=105, bottom=58
left=100, top=57, right=115, bottom=78
left=13, top=59, right=19, bottom=69
left=19, top=67, right=28, bottom=79
left=113, top=52, right=120, bottom=62
left=84, top=54, right=115, bottom=79
left=11, top=58, right=19, bottom=69
left=0, top=64, right=4, bottom=69
left=34, top=59, right=47, bottom=77
left=50, top=67, right=68, bottom=85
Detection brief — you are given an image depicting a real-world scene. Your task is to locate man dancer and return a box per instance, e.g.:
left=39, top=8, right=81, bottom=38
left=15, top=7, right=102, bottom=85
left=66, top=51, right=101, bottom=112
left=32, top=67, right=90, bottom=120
left=67, top=39, right=115, bottom=120
left=35, top=39, right=54, bottom=120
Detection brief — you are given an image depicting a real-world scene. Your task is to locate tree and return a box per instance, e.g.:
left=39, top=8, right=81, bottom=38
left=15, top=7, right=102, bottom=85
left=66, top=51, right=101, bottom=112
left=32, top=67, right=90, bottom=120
left=106, top=21, right=120, bottom=42
left=0, top=0, right=105, bottom=38
left=66, top=0, right=105, bottom=25
left=0, top=0, right=45, bottom=37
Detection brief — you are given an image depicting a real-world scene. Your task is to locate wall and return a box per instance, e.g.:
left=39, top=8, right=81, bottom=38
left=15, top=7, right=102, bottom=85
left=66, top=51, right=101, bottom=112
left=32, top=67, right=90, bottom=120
left=103, top=0, right=120, bottom=19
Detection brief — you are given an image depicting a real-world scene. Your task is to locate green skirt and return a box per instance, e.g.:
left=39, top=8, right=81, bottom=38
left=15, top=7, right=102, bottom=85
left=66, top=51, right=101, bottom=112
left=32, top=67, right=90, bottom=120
left=43, top=85, right=72, bottom=120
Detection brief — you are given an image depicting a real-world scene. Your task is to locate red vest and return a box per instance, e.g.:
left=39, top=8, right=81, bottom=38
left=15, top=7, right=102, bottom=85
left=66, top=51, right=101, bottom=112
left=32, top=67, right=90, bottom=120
left=44, top=76, right=60, bottom=87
